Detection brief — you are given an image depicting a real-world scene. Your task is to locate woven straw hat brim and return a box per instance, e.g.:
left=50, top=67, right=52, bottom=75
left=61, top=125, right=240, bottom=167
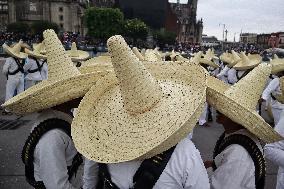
left=207, top=76, right=229, bottom=91
left=2, top=71, right=108, bottom=114
left=207, top=80, right=282, bottom=143
left=25, top=48, right=47, bottom=59
left=233, top=60, right=260, bottom=70
left=199, top=59, right=219, bottom=68
left=271, top=59, right=284, bottom=74
left=3, top=44, right=27, bottom=59
left=67, top=50, right=90, bottom=62
left=72, top=63, right=207, bottom=163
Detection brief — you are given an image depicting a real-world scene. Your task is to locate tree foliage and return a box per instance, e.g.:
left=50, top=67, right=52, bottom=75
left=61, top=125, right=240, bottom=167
left=124, top=19, right=148, bottom=41
left=85, top=7, right=124, bottom=40
left=7, top=22, right=29, bottom=33
left=153, top=28, right=176, bottom=46
left=31, top=21, right=59, bottom=35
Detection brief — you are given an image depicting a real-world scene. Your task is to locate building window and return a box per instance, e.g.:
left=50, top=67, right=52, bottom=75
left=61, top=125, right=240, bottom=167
left=59, top=7, right=63, bottom=12
left=60, top=23, right=64, bottom=28
left=59, top=15, right=63, bottom=21
left=3, top=5, right=7, bottom=10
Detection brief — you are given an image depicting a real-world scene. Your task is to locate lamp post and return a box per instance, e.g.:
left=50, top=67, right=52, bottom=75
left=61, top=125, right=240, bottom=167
left=219, top=23, right=226, bottom=51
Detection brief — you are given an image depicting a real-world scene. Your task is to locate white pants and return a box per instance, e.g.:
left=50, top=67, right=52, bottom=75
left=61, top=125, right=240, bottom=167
left=198, top=103, right=208, bottom=126
left=5, top=75, right=24, bottom=101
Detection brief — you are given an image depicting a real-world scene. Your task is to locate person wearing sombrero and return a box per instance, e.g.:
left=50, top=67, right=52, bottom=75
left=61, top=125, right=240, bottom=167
left=73, top=35, right=210, bottom=189
left=261, top=55, right=284, bottom=125
left=197, top=49, right=220, bottom=127
left=2, top=40, right=28, bottom=115
left=217, top=50, right=239, bottom=83
left=227, top=51, right=261, bottom=85
left=204, top=64, right=283, bottom=189
left=24, top=42, right=48, bottom=89
left=66, top=42, right=90, bottom=67
left=2, top=29, right=109, bottom=189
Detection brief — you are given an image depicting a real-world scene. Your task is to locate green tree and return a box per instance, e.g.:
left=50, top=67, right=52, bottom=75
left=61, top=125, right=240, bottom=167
left=85, top=7, right=124, bottom=40
left=124, top=19, right=148, bottom=42
left=7, top=22, right=29, bottom=33
left=153, top=28, right=177, bottom=47
left=31, top=21, right=59, bottom=35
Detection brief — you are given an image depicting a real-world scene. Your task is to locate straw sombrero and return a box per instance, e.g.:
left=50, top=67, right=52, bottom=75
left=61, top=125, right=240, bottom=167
left=11, top=41, right=31, bottom=50
left=190, top=51, right=203, bottom=64
left=2, top=40, right=28, bottom=59
left=144, top=49, right=161, bottom=61
left=132, top=47, right=145, bottom=61
left=207, top=63, right=282, bottom=143
left=66, top=42, right=90, bottom=62
left=270, top=55, right=284, bottom=74
left=233, top=52, right=261, bottom=70
left=33, top=43, right=47, bottom=54
left=220, top=52, right=235, bottom=67
left=199, top=50, right=219, bottom=68
left=24, top=43, right=47, bottom=59
left=71, top=35, right=207, bottom=163
left=2, top=30, right=108, bottom=114
left=79, top=56, right=113, bottom=74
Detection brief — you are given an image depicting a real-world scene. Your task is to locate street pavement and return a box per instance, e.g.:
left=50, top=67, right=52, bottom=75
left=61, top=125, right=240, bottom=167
left=0, top=58, right=279, bottom=189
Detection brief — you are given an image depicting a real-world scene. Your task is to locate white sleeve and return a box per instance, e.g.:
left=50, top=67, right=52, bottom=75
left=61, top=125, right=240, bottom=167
left=216, top=66, right=229, bottom=78
left=262, top=78, right=279, bottom=100
left=154, top=138, right=210, bottom=189
left=2, top=58, right=11, bottom=75
left=264, top=116, right=284, bottom=168
left=211, top=145, right=255, bottom=189
left=83, top=158, right=99, bottom=189
left=37, top=131, right=79, bottom=189
left=227, top=69, right=237, bottom=84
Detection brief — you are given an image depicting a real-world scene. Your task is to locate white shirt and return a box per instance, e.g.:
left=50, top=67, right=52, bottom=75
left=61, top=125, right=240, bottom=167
left=83, top=138, right=210, bottom=189
left=32, top=109, right=82, bottom=189
left=264, top=113, right=284, bottom=189
left=262, top=78, right=282, bottom=101
left=227, top=69, right=245, bottom=84
left=2, top=57, right=29, bottom=77
left=25, top=58, right=43, bottom=81
left=211, top=129, right=262, bottom=189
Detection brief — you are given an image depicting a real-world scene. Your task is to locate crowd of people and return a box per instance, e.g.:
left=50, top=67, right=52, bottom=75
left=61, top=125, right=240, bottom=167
left=1, top=29, right=284, bottom=189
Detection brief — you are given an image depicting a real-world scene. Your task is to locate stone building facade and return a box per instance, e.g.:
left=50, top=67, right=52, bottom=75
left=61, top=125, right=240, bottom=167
left=1, top=0, right=88, bottom=33
left=170, top=0, right=203, bottom=44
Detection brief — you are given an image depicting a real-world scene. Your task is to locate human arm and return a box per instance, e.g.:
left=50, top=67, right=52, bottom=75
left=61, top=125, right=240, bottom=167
left=82, top=158, right=99, bottom=189
left=37, top=130, right=79, bottom=189
left=261, top=78, right=279, bottom=101
left=216, top=65, right=229, bottom=78
left=210, top=144, right=256, bottom=189
left=264, top=117, right=284, bottom=168
left=154, top=138, right=210, bottom=189
left=2, top=58, right=11, bottom=76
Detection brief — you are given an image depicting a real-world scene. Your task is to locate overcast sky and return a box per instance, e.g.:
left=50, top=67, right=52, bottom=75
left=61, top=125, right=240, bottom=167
left=168, top=0, right=284, bottom=41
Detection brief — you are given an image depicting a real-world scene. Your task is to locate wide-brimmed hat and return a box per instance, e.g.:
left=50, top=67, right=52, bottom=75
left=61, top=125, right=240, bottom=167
left=2, top=29, right=108, bottom=114
left=233, top=52, right=261, bottom=70
left=66, top=42, right=90, bottom=62
left=220, top=52, right=236, bottom=67
left=79, top=56, right=113, bottom=74
left=132, top=47, right=145, bottom=61
left=2, top=40, right=28, bottom=59
left=270, top=55, right=284, bottom=74
left=144, top=49, right=161, bottom=61
left=25, top=43, right=47, bottom=59
left=207, top=63, right=282, bottom=143
left=190, top=51, right=202, bottom=64
left=33, top=43, right=47, bottom=54
left=199, top=50, right=219, bottom=68
left=71, top=35, right=207, bottom=163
